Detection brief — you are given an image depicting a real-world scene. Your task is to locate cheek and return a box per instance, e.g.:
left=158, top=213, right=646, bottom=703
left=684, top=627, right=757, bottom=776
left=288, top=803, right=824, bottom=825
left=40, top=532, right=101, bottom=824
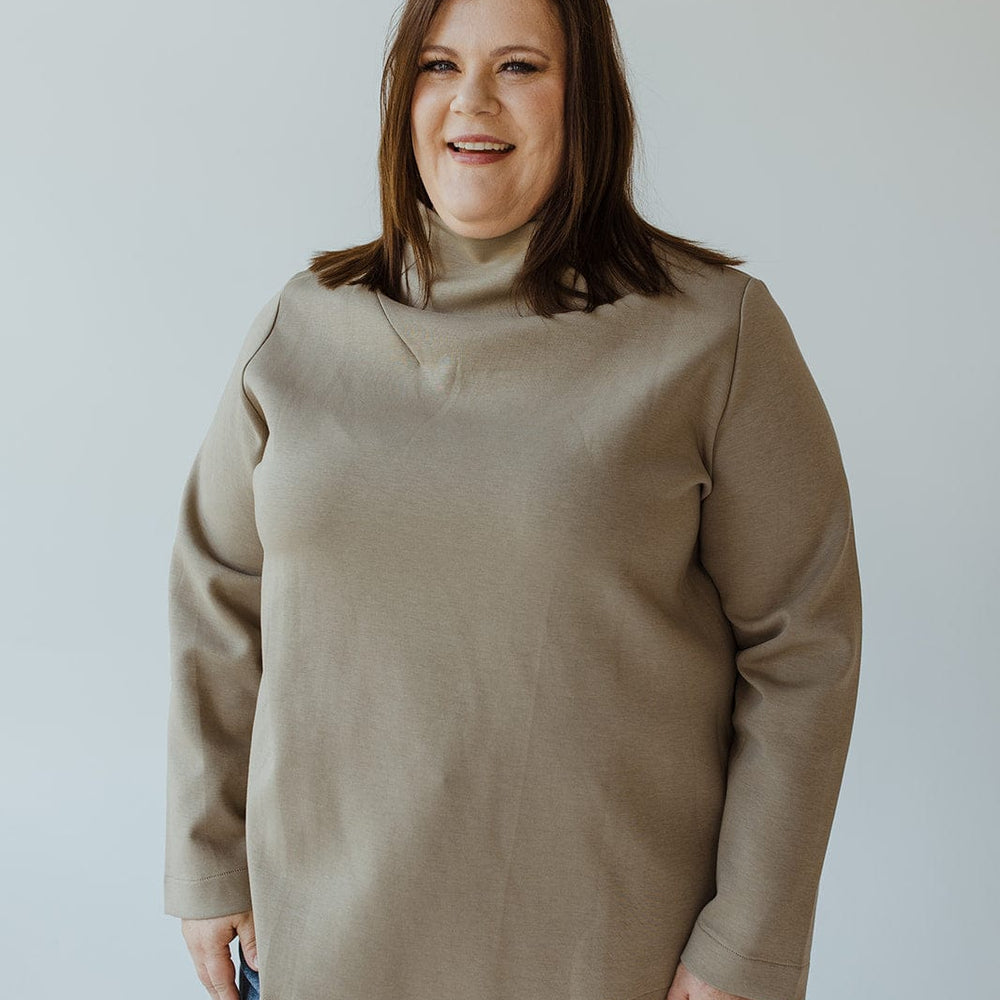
left=522, top=87, right=565, bottom=159
left=410, top=89, right=439, bottom=158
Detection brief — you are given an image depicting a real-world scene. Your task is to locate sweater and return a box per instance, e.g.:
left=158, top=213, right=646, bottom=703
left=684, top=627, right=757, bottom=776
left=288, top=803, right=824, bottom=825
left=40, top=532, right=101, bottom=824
left=164, top=201, right=862, bottom=1000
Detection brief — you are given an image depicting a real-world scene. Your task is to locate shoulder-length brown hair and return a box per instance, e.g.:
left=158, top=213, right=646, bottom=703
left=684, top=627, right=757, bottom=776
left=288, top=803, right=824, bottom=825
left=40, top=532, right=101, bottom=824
left=308, top=0, right=745, bottom=317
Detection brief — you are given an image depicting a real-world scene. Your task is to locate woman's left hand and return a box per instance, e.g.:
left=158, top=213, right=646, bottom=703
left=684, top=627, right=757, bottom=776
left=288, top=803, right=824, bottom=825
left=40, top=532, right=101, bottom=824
left=666, top=961, right=752, bottom=1000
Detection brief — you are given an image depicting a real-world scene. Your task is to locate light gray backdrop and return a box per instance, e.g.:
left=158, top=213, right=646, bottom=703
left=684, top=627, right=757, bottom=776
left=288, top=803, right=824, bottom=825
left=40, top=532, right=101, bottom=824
left=1, top=1, right=996, bottom=997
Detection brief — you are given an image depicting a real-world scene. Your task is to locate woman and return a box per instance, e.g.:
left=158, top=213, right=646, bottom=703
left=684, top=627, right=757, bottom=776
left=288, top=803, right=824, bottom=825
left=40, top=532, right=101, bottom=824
left=164, top=0, right=862, bottom=998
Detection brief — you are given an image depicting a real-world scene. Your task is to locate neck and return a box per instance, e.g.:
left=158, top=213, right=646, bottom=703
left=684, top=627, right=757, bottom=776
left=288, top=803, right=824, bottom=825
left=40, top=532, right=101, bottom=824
left=401, top=202, right=539, bottom=315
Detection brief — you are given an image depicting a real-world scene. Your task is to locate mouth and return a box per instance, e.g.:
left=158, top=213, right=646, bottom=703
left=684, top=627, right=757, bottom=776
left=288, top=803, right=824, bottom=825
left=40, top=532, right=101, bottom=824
left=447, top=140, right=516, bottom=153
left=446, top=139, right=516, bottom=165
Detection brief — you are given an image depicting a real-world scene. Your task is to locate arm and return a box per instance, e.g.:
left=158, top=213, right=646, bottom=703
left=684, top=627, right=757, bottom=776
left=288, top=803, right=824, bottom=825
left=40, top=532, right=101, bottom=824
left=677, top=278, right=863, bottom=1000
left=163, top=287, right=282, bottom=918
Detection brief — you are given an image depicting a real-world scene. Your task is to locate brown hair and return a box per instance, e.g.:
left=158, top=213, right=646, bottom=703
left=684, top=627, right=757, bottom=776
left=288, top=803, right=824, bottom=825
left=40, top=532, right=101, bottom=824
left=308, top=0, right=745, bottom=317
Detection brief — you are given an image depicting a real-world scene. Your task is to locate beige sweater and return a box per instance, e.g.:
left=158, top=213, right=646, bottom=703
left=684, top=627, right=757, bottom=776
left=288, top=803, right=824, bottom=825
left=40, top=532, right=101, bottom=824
left=164, top=203, right=862, bottom=1000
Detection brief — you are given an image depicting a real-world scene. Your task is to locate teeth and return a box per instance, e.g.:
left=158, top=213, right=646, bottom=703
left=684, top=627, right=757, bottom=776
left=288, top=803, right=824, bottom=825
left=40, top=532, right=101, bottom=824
left=451, top=141, right=514, bottom=152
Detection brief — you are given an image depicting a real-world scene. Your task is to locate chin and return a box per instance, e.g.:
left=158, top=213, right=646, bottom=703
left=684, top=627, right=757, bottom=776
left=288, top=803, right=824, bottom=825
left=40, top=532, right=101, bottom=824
left=436, top=202, right=517, bottom=233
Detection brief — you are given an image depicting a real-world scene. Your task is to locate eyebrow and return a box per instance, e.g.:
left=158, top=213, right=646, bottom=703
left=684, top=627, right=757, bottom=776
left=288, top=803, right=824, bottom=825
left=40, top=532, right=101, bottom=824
left=419, top=43, right=551, bottom=60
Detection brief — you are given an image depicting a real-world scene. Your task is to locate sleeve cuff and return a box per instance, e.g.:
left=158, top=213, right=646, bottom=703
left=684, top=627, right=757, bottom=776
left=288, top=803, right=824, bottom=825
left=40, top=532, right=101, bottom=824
left=163, top=866, right=252, bottom=919
left=678, top=918, right=810, bottom=1000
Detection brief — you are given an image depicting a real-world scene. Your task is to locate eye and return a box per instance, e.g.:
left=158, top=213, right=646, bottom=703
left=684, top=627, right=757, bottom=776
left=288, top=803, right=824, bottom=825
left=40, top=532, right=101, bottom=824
left=419, top=59, right=457, bottom=73
left=501, top=60, right=539, bottom=75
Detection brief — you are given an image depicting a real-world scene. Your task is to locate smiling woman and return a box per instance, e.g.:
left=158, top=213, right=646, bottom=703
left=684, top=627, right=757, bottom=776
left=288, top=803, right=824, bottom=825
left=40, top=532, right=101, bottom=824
left=306, top=0, right=747, bottom=317
left=410, top=0, right=568, bottom=238
left=164, top=1, right=863, bottom=999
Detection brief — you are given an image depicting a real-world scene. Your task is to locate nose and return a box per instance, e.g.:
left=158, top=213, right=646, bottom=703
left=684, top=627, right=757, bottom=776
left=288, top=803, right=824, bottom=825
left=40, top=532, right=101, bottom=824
left=449, top=70, right=500, bottom=116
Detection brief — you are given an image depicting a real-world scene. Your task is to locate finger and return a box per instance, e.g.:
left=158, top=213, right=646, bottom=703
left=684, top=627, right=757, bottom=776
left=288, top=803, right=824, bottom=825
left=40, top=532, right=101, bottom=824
left=666, top=960, right=694, bottom=1000
left=194, top=950, right=239, bottom=1000
left=238, top=933, right=259, bottom=972
left=238, top=912, right=259, bottom=971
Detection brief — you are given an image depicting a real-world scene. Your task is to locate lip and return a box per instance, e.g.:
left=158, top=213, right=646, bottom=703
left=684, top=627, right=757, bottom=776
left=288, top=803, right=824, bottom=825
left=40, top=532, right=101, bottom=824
left=446, top=133, right=517, bottom=166
left=447, top=133, right=515, bottom=147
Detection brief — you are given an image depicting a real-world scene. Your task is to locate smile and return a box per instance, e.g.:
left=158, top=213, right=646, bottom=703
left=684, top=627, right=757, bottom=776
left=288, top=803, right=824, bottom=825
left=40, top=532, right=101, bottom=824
left=448, top=141, right=515, bottom=152
left=446, top=141, right=516, bottom=165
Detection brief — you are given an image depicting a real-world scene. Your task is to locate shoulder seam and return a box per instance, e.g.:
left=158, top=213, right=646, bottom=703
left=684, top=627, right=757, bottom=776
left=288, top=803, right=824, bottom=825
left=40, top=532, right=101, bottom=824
left=239, top=288, right=284, bottom=427
left=706, top=275, right=755, bottom=479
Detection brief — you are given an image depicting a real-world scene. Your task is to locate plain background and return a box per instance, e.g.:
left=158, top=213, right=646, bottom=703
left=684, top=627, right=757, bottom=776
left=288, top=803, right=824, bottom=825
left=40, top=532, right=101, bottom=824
left=1, top=1, right=997, bottom=996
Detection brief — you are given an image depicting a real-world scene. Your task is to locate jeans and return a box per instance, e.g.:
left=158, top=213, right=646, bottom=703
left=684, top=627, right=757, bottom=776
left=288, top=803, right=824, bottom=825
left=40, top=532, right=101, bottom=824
left=237, top=940, right=260, bottom=1000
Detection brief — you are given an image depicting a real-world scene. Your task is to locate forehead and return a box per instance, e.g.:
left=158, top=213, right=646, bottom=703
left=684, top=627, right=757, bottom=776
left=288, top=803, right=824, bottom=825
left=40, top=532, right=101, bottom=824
left=423, top=0, right=564, bottom=52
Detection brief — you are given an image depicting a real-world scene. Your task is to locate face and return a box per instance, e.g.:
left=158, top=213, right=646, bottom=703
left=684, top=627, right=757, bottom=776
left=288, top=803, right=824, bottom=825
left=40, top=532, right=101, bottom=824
left=410, top=0, right=567, bottom=239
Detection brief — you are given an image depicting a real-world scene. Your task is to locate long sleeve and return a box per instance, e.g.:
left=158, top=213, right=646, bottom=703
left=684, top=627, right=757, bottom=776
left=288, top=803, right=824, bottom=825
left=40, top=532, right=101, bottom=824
left=678, top=278, right=863, bottom=1000
left=163, top=288, right=282, bottom=918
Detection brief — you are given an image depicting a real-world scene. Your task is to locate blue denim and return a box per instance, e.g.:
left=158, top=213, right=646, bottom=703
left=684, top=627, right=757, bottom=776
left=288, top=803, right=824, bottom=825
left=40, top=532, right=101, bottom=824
left=237, top=940, right=260, bottom=1000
